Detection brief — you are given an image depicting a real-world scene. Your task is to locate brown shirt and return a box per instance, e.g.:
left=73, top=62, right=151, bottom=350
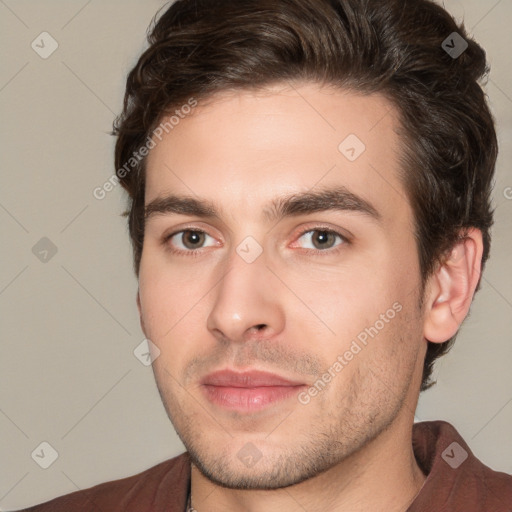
left=14, top=421, right=512, bottom=511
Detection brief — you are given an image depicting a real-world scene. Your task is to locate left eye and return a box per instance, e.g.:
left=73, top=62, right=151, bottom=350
left=296, top=229, right=345, bottom=250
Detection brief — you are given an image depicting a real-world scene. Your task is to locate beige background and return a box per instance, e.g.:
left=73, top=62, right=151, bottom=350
left=0, top=0, right=511, bottom=509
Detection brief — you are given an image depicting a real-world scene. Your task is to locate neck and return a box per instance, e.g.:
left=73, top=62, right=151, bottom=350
left=189, top=414, right=427, bottom=512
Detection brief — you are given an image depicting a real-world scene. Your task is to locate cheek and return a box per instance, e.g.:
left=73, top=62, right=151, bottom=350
left=278, top=260, right=396, bottom=343
left=138, top=261, right=221, bottom=380
left=138, top=256, right=210, bottom=337
left=284, top=252, right=419, bottom=375
left=368, top=299, right=424, bottom=399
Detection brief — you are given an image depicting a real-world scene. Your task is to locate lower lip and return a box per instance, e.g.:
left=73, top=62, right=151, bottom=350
left=202, top=385, right=305, bottom=412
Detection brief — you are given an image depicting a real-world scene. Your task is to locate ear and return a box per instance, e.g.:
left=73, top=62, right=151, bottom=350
left=423, top=228, right=483, bottom=343
left=136, top=290, right=147, bottom=336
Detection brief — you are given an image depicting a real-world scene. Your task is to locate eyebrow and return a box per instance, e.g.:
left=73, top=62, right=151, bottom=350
left=144, top=186, right=381, bottom=225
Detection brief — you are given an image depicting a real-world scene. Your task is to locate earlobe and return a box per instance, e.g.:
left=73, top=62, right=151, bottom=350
left=423, top=228, right=483, bottom=344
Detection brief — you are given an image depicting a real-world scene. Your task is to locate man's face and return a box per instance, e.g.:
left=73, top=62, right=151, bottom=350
left=138, top=83, right=427, bottom=489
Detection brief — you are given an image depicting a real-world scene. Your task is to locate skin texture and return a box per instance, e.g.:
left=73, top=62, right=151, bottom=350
left=137, top=82, right=483, bottom=512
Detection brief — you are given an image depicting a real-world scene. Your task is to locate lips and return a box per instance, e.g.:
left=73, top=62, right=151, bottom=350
left=201, top=369, right=304, bottom=387
left=200, top=369, right=306, bottom=412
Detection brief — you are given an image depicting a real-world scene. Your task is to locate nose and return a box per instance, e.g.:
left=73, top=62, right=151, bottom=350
left=206, top=247, right=285, bottom=344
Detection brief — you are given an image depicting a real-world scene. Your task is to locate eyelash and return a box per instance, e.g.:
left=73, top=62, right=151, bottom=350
left=161, top=226, right=349, bottom=258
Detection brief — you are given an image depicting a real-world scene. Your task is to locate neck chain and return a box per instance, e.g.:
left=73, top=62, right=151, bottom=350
left=186, top=490, right=197, bottom=512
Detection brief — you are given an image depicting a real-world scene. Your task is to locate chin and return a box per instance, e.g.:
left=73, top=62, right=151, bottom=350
left=187, top=438, right=342, bottom=490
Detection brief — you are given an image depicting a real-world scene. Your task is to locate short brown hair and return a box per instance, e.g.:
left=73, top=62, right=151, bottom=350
left=113, top=0, right=497, bottom=391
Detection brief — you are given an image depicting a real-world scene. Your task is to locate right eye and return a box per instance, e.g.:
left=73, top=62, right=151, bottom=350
left=164, top=229, right=218, bottom=254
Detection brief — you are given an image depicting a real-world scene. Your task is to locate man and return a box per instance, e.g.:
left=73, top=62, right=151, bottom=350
left=17, top=0, right=512, bottom=510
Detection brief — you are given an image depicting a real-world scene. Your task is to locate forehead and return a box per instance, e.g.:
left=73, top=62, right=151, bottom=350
left=144, top=82, right=412, bottom=227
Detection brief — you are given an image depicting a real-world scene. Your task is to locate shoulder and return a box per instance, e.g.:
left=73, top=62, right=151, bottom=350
left=13, top=452, right=191, bottom=512
left=411, top=420, right=512, bottom=511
